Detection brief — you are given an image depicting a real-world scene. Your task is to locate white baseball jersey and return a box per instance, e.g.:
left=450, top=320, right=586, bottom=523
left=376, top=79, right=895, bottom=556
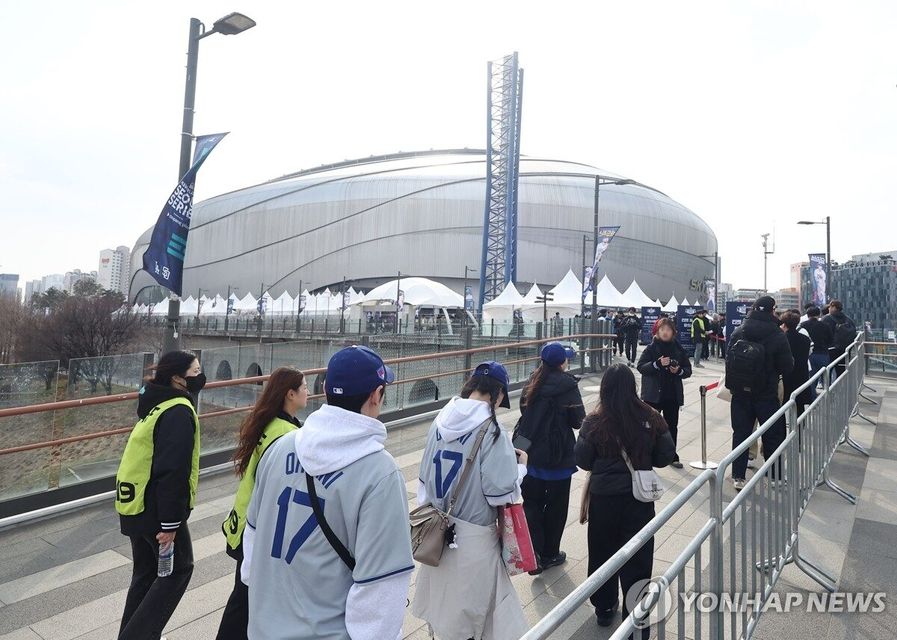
left=245, top=429, right=413, bottom=640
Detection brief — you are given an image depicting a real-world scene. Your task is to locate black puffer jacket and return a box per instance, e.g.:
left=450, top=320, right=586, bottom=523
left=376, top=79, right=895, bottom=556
left=637, top=338, right=692, bottom=406
left=516, top=367, right=586, bottom=469
left=119, top=383, right=198, bottom=537
left=575, top=409, right=676, bottom=495
left=728, top=310, right=794, bottom=399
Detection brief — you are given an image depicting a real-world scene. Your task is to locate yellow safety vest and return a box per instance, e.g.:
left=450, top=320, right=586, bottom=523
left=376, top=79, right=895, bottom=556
left=115, top=397, right=200, bottom=517
left=222, top=417, right=298, bottom=550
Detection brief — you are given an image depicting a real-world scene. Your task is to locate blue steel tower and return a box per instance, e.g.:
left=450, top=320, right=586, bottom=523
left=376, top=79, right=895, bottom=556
left=478, top=52, right=523, bottom=311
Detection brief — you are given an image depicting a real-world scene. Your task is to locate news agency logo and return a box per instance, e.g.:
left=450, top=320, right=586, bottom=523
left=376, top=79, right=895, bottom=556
left=624, top=580, right=887, bottom=629
left=737, top=304, right=748, bottom=314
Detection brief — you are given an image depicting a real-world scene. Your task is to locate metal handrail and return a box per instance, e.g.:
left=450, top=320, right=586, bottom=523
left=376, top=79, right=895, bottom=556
left=0, top=333, right=614, bottom=457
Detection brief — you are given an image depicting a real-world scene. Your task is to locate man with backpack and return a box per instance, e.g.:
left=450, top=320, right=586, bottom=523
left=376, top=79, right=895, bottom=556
left=725, top=296, right=794, bottom=491
left=821, top=300, right=857, bottom=379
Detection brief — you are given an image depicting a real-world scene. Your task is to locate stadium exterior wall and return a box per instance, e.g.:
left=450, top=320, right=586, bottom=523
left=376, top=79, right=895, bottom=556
left=129, top=150, right=717, bottom=306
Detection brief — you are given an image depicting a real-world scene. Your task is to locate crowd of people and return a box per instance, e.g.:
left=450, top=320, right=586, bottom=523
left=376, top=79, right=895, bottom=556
left=111, top=295, right=859, bottom=639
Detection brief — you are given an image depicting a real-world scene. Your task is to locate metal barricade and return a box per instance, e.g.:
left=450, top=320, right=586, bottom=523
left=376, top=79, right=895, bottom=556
left=524, top=332, right=872, bottom=640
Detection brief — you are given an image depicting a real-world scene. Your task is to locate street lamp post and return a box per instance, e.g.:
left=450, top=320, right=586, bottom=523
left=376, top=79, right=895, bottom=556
left=162, top=13, right=256, bottom=354
left=462, top=266, right=477, bottom=327
left=798, top=216, right=832, bottom=292
left=698, top=252, right=718, bottom=310
left=591, top=176, right=635, bottom=334
left=224, top=285, right=238, bottom=333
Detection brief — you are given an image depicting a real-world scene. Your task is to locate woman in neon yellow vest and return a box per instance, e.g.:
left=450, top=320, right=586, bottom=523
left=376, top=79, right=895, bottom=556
left=116, top=350, right=205, bottom=639
left=216, top=366, right=308, bottom=640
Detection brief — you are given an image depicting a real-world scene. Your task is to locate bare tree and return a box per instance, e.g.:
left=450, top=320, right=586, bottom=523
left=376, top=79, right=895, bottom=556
left=19, top=291, right=140, bottom=394
left=0, top=296, right=23, bottom=364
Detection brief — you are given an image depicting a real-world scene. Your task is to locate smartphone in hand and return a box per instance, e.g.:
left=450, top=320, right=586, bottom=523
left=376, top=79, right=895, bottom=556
left=512, top=434, right=532, bottom=452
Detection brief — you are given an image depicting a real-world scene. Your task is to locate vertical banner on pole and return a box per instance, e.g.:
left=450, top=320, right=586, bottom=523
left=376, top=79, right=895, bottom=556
left=582, top=226, right=620, bottom=301
left=142, top=133, right=228, bottom=296
left=677, top=305, right=703, bottom=357
left=725, top=301, right=748, bottom=347
left=808, top=253, right=828, bottom=306
left=464, top=286, right=474, bottom=311
left=640, top=306, right=661, bottom=345
left=704, top=279, right=717, bottom=313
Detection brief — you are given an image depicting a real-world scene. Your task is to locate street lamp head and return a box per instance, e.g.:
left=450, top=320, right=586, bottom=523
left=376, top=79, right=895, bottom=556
left=797, top=221, right=816, bottom=225
left=212, top=12, right=256, bottom=35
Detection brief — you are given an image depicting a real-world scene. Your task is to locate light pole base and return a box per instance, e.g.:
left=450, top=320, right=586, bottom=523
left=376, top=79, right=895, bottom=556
left=689, top=460, right=719, bottom=470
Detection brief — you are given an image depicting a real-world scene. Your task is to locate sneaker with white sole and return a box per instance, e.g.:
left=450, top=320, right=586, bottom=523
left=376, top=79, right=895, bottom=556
left=733, top=478, right=746, bottom=491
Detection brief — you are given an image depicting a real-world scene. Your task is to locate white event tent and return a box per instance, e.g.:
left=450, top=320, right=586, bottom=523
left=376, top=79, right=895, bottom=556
left=620, top=280, right=656, bottom=309
left=482, top=282, right=525, bottom=323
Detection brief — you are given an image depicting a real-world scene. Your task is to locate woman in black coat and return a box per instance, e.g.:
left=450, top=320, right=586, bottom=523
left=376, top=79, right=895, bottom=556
left=575, top=363, right=676, bottom=632
left=636, top=317, right=692, bottom=468
left=515, top=342, right=586, bottom=574
left=781, top=311, right=812, bottom=418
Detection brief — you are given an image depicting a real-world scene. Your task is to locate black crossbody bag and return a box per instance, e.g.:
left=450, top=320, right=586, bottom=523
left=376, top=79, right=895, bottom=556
left=305, top=473, right=356, bottom=570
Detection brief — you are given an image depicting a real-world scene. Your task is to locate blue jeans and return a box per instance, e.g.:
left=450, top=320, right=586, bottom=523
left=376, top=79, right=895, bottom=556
left=694, top=340, right=704, bottom=364
left=809, top=352, right=829, bottom=397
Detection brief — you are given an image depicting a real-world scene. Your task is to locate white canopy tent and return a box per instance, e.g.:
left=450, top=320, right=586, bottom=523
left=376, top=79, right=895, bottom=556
left=179, top=296, right=198, bottom=315
left=522, top=283, right=543, bottom=304
left=662, top=296, right=679, bottom=312
left=271, top=291, right=295, bottom=315
left=620, top=280, right=656, bottom=309
left=358, top=277, right=464, bottom=308
left=548, top=269, right=583, bottom=305
left=681, top=297, right=691, bottom=307
left=594, top=276, right=625, bottom=308
left=482, top=282, right=525, bottom=323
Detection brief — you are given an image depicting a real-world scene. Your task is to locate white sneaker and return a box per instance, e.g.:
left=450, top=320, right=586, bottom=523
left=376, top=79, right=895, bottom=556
left=733, top=478, right=746, bottom=491
left=747, top=459, right=756, bottom=469
left=768, top=479, right=788, bottom=489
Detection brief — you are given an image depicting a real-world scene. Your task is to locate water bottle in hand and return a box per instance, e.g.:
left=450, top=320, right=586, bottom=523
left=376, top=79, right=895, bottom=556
left=158, top=540, right=174, bottom=577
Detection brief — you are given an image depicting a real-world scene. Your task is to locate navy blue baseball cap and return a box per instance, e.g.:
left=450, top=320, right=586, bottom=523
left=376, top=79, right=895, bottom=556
left=564, top=346, right=577, bottom=361
left=325, top=345, right=395, bottom=397
left=541, top=342, right=568, bottom=367
left=472, top=360, right=510, bottom=408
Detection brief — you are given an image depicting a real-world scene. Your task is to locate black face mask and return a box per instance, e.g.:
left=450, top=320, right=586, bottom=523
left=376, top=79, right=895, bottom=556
left=184, top=373, right=206, bottom=394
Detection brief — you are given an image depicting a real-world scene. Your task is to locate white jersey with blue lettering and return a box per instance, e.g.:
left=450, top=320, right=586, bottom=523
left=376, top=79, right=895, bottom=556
left=417, top=397, right=523, bottom=527
left=244, top=405, right=413, bottom=640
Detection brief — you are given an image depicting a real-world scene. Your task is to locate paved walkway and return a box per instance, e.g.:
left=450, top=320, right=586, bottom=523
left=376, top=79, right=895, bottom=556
left=0, top=354, right=892, bottom=640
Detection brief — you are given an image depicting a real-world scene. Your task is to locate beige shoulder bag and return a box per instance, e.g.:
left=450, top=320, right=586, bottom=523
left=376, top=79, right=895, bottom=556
left=409, top=418, right=491, bottom=566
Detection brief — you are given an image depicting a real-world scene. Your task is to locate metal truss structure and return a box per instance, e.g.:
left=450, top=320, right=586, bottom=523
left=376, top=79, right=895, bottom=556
left=479, top=52, right=523, bottom=309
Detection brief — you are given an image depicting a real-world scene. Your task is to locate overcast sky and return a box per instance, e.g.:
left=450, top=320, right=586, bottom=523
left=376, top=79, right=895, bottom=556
left=2, top=0, right=896, bottom=293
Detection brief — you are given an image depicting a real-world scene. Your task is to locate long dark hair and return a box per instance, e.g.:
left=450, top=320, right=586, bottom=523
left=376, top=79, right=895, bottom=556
left=460, top=374, right=504, bottom=441
left=522, top=362, right=560, bottom=407
left=149, top=351, right=197, bottom=386
left=233, top=367, right=305, bottom=476
left=585, top=364, right=657, bottom=461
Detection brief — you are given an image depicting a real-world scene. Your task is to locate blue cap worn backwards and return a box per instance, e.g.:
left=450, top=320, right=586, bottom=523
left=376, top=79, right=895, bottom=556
left=472, top=360, right=511, bottom=408
left=325, top=345, right=395, bottom=397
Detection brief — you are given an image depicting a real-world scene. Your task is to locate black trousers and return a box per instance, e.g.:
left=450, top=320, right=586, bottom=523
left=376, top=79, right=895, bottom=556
left=647, top=398, right=680, bottom=462
left=216, top=547, right=248, bottom=640
left=730, top=394, right=784, bottom=480
left=587, top=493, right=654, bottom=632
left=624, top=336, right=638, bottom=362
left=119, top=524, right=194, bottom=640
left=521, top=475, right=571, bottom=560
left=616, top=334, right=625, bottom=355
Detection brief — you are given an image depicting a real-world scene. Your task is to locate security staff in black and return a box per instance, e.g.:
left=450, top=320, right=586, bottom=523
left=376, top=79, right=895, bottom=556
left=116, top=351, right=205, bottom=640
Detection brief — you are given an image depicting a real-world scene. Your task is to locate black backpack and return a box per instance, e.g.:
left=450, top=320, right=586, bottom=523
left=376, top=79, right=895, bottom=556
left=725, top=338, right=767, bottom=394
left=832, top=319, right=856, bottom=351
